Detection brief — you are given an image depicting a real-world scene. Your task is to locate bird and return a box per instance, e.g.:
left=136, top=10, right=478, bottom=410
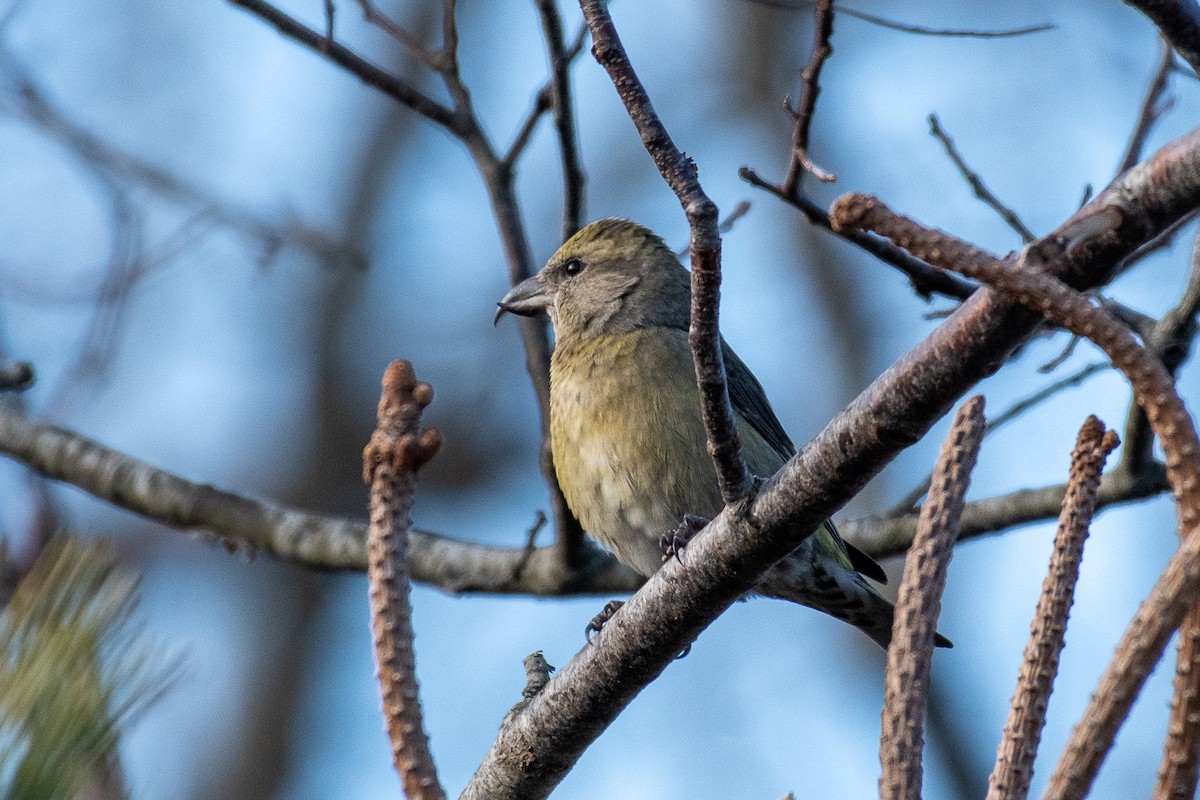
left=496, top=217, right=950, bottom=650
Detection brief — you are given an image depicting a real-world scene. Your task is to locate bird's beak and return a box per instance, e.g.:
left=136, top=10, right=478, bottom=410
left=495, top=275, right=551, bottom=325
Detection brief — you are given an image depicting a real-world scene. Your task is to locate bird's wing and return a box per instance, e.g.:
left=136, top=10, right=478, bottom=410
left=721, top=340, right=795, bottom=458
left=722, top=339, right=888, bottom=585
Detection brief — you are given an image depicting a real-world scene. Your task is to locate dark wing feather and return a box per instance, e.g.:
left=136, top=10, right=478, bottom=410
left=721, top=339, right=888, bottom=585
left=721, top=339, right=794, bottom=459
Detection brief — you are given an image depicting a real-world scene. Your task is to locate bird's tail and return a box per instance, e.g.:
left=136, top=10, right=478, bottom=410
left=756, top=553, right=953, bottom=650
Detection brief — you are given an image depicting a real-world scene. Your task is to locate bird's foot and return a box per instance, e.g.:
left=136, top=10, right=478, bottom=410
left=585, top=598, right=693, bottom=659
left=585, top=599, right=625, bottom=645
left=660, top=514, right=710, bottom=564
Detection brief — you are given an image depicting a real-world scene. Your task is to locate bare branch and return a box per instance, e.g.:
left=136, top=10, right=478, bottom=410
left=880, top=396, right=984, bottom=800
left=0, top=50, right=363, bottom=271
left=355, top=0, right=447, bottom=69
left=986, top=419, right=1119, bottom=800
left=833, top=184, right=1200, bottom=800
left=535, top=1, right=587, bottom=241
left=362, top=361, right=446, bottom=800
left=581, top=0, right=751, bottom=503
left=1119, top=41, right=1177, bottom=174
left=0, top=405, right=642, bottom=594
left=226, top=0, right=459, bottom=130
left=849, top=459, right=1167, bottom=559
left=1124, top=0, right=1200, bottom=76
left=928, top=113, right=1036, bottom=242
left=740, top=166, right=978, bottom=301
left=781, top=0, right=837, bottom=194
left=462, top=116, right=1200, bottom=800
left=744, top=1, right=1054, bottom=38
left=889, top=361, right=1111, bottom=514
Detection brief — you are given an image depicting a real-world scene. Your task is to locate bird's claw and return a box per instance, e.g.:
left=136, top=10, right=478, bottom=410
left=585, top=599, right=625, bottom=645
left=660, top=514, right=710, bottom=564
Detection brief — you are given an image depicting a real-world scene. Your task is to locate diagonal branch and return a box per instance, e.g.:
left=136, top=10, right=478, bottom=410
left=928, top=113, right=1035, bottom=242
left=226, top=0, right=459, bottom=130
left=580, top=0, right=750, bottom=503
left=740, top=169, right=978, bottom=302
left=362, top=361, right=446, bottom=800
left=460, top=120, right=1200, bottom=800
left=781, top=0, right=837, bottom=193
left=1119, top=40, right=1177, bottom=174
left=880, top=396, right=984, bottom=800
left=831, top=185, right=1200, bottom=800
left=227, top=0, right=585, bottom=563
left=986, top=418, right=1119, bottom=800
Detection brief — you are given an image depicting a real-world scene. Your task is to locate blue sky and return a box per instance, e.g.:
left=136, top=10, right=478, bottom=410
left=1, top=0, right=1197, bottom=797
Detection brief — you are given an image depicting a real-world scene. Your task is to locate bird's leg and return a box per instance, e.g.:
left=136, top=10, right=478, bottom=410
left=585, top=599, right=625, bottom=644
left=660, top=514, right=710, bottom=564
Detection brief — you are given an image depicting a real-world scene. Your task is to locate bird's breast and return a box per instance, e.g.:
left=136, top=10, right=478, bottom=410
left=549, top=328, right=723, bottom=576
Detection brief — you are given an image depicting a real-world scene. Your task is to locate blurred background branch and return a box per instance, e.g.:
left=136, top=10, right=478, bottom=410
left=1, top=0, right=1199, bottom=797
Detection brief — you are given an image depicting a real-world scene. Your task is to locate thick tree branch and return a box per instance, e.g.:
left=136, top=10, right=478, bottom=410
left=461, top=123, right=1200, bottom=800
left=580, top=0, right=750, bottom=503
left=362, top=361, right=446, bottom=800
left=834, top=183, right=1200, bottom=800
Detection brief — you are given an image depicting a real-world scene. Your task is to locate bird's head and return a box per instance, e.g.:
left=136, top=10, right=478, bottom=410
left=496, top=218, right=690, bottom=340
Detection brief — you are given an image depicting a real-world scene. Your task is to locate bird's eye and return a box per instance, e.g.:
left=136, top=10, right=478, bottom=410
left=563, top=258, right=584, bottom=276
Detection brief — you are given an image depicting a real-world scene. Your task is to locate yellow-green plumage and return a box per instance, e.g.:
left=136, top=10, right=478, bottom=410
left=499, top=218, right=950, bottom=649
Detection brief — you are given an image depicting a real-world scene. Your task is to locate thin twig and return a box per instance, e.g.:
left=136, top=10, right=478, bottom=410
left=744, top=0, right=1054, bottom=38
left=535, top=0, right=586, bottom=241
left=1120, top=41, right=1177, bottom=174
left=880, top=396, right=984, bottom=800
left=581, top=0, right=751, bottom=503
left=781, top=0, right=837, bottom=194
left=356, top=0, right=447, bottom=69
left=929, top=114, right=1035, bottom=242
left=675, top=201, right=754, bottom=258
left=362, top=360, right=446, bottom=800
left=986, top=418, right=1119, bottom=800
left=740, top=167, right=978, bottom=301
left=227, top=0, right=459, bottom=129
left=850, top=460, right=1167, bottom=559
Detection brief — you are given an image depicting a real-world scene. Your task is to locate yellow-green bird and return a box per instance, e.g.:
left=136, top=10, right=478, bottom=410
left=497, top=218, right=950, bottom=650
